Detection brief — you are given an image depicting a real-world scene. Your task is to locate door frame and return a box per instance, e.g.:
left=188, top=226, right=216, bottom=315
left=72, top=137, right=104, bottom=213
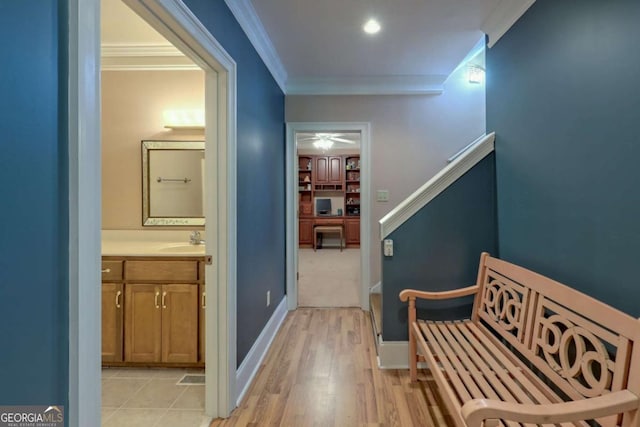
left=285, top=122, right=371, bottom=311
left=68, top=0, right=237, bottom=423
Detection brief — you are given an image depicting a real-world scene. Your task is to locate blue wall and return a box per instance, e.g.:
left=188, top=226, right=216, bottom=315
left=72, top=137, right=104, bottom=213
left=183, top=0, right=286, bottom=365
left=382, top=154, right=498, bottom=341
left=0, top=0, right=69, bottom=412
left=487, top=0, right=640, bottom=317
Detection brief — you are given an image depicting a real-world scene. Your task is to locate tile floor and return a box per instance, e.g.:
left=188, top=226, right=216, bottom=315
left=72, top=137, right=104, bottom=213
left=298, top=248, right=360, bottom=307
left=102, top=367, right=208, bottom=427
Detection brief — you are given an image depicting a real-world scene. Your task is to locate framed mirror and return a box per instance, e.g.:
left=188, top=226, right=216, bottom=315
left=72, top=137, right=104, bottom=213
left=142, top=140, right=205, bottom=226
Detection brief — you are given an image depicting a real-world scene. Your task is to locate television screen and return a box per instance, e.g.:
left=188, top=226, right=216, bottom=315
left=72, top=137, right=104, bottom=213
left=316, top=198, right=331, bottom=215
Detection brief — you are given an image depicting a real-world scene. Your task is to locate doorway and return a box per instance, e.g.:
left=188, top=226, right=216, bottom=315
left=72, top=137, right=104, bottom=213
left=69, top=0, right=237, bottom=423
left=285, top=123, right=371, bottom=311
left=296, top=132, right=361, bottom=307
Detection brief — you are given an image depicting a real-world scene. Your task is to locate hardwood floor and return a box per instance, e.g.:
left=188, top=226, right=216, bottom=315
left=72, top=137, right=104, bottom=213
left=210, top=308, right=452, bottom=427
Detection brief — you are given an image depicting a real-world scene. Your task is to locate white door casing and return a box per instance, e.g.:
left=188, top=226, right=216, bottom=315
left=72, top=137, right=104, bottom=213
left=69, top=0, right=238, bottom=423
left=285, top=122, right=371, bottom=311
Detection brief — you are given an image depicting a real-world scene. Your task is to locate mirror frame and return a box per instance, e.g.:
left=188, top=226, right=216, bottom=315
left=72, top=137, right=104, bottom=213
left=141, top=140, right=205, bottom=226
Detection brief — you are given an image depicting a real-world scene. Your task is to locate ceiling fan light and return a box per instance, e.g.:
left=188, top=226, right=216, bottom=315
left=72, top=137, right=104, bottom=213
left=313, top=139, right=334, bottom=151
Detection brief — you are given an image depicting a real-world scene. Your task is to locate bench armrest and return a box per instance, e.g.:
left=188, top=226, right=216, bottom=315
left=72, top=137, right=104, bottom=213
left=461, top=390, right=640, bottom=427
left=399, top=285, right=479, bottom=302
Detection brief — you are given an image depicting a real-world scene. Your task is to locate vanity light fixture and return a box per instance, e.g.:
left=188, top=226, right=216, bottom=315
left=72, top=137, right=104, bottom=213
left=163, top=109, right=205, bottom=130
left=363, top=18, right=381, bottom=35
left=467, top=65, right=485, bottom=84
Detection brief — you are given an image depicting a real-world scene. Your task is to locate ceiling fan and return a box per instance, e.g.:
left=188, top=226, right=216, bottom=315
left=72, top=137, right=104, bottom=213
left=297, top=133, right=357, bottom=151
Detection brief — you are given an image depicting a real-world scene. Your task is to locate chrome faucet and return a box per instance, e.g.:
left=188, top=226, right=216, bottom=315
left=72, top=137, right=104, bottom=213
left=189, top=230, right=205, bottom=245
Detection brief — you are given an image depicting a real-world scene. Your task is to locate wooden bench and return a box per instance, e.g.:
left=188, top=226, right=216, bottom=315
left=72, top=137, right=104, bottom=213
left=400, top=252, right=640, bottom=427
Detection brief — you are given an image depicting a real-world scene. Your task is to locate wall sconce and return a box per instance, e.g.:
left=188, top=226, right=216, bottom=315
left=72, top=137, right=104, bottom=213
left=467, top=65, right=485, bottom=84
left=163, top=109, right=205, bottom=130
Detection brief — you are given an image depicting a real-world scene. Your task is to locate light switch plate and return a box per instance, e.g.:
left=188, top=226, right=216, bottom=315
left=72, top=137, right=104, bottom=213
left=377, top=190, right=389, bottom=202
left=383, top=239, right=393, bottom=257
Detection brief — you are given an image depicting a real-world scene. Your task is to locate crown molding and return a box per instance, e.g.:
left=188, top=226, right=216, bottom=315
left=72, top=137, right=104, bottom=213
left=101, top=43, right=200, bottom=71
left=223, top=0, right=287, bottom=92
left=482, top=0, right=537, bottom=48
left=286, top=75, right=446, bottom=96
left=101, top=43, right=184, bottom=57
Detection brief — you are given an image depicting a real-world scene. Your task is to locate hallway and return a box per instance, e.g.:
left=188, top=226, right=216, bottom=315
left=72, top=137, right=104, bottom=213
left=211, top=308, right=452, bottom=426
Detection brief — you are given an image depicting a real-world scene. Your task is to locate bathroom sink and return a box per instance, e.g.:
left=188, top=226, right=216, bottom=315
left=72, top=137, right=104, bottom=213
left=158, top=243, right=205, bottom=254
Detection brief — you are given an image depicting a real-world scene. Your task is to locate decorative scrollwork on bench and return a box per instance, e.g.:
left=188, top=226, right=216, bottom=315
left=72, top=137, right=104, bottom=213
left=482, top=277, right=524, bottom=333
left=535, top=314, right=614, bottom=398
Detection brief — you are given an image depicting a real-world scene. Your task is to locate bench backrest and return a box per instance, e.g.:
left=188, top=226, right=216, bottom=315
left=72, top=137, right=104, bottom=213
left=472, top=253, right=640, bottom=427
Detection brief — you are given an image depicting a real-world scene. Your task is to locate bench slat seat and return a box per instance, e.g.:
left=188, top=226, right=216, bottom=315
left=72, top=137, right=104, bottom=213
left=400, top=253, right=640, bottom=427
left=418, top=319, right=587, bottom=427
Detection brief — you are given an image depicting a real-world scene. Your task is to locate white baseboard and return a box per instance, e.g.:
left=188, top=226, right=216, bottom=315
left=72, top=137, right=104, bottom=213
left=235, top=296, right=288, bottom=405
left=369, top=281, right=381, bottom=293
left=376, top=338, right=427, bottom=370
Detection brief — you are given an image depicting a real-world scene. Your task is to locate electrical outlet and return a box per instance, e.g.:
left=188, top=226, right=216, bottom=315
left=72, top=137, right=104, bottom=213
left=267, top=290, right=271, bottom=307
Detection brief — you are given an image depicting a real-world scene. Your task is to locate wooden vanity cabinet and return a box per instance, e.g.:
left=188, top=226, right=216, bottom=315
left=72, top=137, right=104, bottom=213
left=102, top=261, right=124, bottom=362
left=102, top=256, right=204, bottom=367
left=124, top=284, right=162, bottom=363
left=160, top=284, right=199, bottom=363
left=102, top=283, right=124, bottom=362
left=199, top=283, right=206, bottom=363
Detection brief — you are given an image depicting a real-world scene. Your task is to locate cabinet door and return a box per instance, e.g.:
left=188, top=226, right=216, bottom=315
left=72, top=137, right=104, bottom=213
left=102, top=283, right=123, bottom=363
left=199, top=284, right=205, bottom=363
left=314, top=156, right=329, bottom=183
left=161, top=284, right=199, bottom=363
left=124, top=284, right=162, bottom=363
left=345, top=219, right=360, bottom=246
left=299, top=219, right=314, bottom=246
left=328, top=156, right=343, bottom=184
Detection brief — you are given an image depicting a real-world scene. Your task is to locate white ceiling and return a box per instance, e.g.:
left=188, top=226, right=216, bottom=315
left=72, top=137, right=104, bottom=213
left=101, top=0, right=535, bottom=91
left=251, top=0, right=498, bottom=79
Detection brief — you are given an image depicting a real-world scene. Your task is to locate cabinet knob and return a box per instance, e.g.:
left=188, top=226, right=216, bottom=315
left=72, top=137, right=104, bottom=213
left=115, top=290, right=122, bottom=308
left=162, top=291, right=167, bottom=309
left=201, top=292, right=206, bottom=309
left=154, top=291, right=160, bottom=309
left=102, top=268, right=111, bottom=274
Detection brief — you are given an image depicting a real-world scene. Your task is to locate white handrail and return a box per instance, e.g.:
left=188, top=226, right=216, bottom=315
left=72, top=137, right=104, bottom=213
left=379, top=132, right=495, bottom=239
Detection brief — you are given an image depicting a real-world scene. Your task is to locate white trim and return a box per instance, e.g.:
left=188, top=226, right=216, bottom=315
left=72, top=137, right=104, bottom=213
left=101, top=61, right=200, bottom=71
left=122, top=0, right=238, bottom=418
left=376, top=339, right=428, bottom=370
left=370, top=282, right=381, bottom=294
left=101, top=42, right=185, bottom=57
left=101, top=42, right=200, bottom=71
left=482, top=0, right=536, bottom=48
left=286, top=122, right=372, bottom=311
left=223, top=0, right=287, bottom=92
left=286, top=75, right=445, bottom=96
left=235, top=297, right=288, bottom=406
left=379, top=132, right=495, bottom=240
left=68, top=0, right=102, bottom=425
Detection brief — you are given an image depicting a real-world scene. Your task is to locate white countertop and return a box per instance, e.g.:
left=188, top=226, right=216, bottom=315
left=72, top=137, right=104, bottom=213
left=102, top=230, right=206, bottom=257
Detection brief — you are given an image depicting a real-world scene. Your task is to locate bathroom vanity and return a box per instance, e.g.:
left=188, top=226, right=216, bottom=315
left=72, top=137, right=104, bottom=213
left=101, top=231, right=207, bottom=367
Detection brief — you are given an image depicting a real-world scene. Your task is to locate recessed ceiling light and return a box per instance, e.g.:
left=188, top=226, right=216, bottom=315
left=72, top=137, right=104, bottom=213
left=363, top=18, right=381, bottom=35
